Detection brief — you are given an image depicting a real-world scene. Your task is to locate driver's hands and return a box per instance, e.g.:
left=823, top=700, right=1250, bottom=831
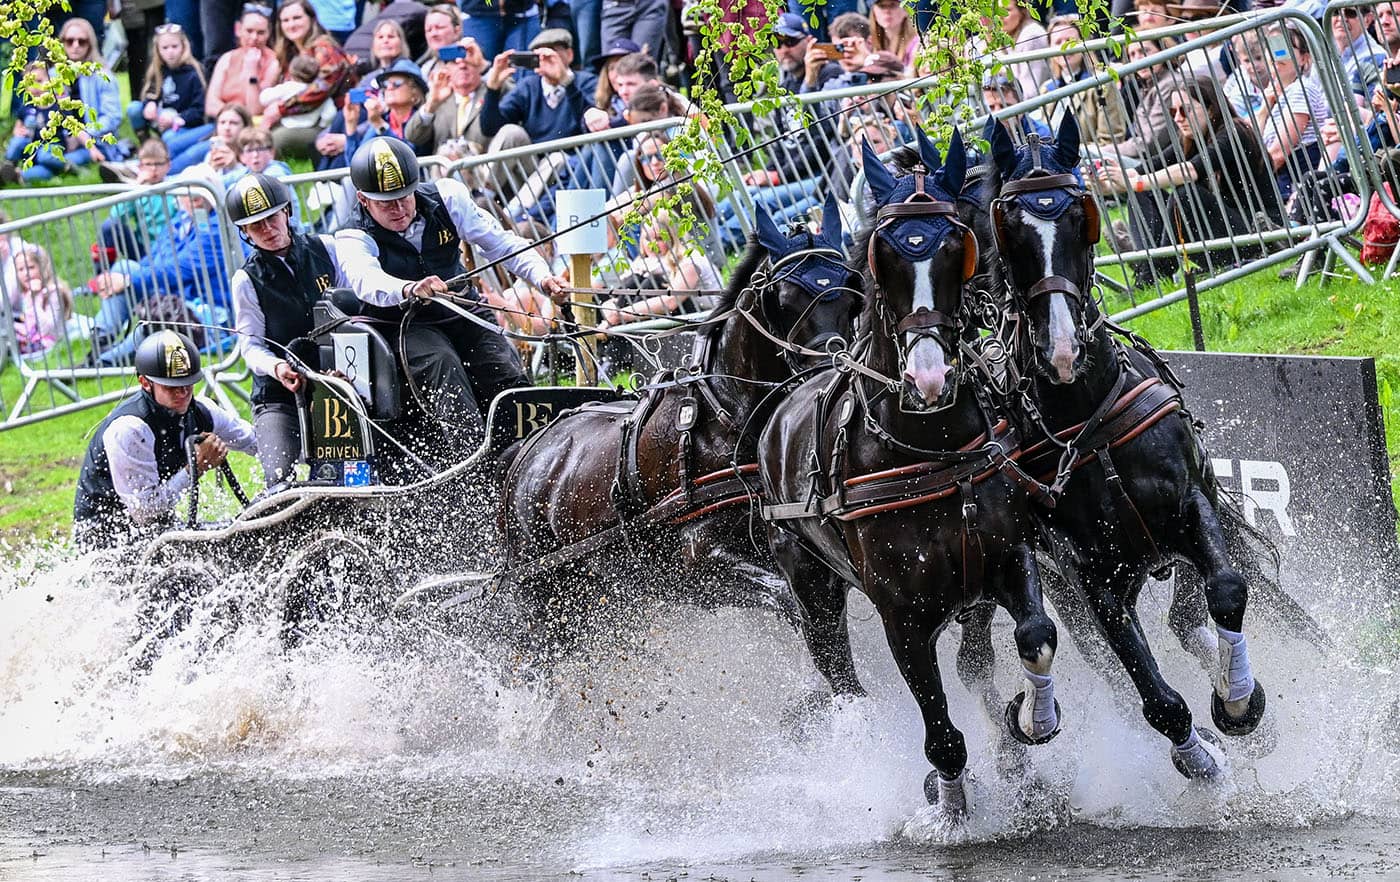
left=193, top=433, right=229, bottom=476
left=274, top=360, right=304, bottom=393
left=539, top=274, right=569, bottom=303
left=404, top=275, right=450, bottom=299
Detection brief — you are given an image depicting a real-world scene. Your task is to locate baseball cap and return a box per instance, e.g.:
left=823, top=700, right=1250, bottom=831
left=774, top=12, right=809, bottom=39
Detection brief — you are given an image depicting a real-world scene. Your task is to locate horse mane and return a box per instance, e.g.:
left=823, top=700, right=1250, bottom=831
left=703, top=234, right=769, bottom=341
left=850, top=223, right=880, bottom=329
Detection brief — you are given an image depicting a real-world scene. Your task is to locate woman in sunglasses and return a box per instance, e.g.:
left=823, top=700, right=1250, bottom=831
left=2, top=18, right=121, bottom=183
left=206, top=5, right=282, bottom=120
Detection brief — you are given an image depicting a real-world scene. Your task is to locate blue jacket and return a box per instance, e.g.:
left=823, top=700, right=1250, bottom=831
left=481, top=69, right=598, bottom=144
left=76, top=69, right=122, bottom=139
left=151, top=64, right=207, bottom=129
left=127, top=211, right=231, bottom=312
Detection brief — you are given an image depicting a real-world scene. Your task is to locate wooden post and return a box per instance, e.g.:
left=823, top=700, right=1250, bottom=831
left=554, top=188, right=609, bottom=388
left=570, top=252, right=597, bottom=385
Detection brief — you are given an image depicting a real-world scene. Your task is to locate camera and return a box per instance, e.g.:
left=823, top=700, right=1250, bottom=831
left=437, top=44, right=467, bottom=62
left=348, top=87, right=368, bottom=104
left=508, top=51, right=540, bottom=69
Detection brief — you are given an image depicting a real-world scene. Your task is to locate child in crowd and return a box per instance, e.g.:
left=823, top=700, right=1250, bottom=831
left=128, top=24, right=209, bottom=154
left=260, top=55, right=338, bottom=132
left=0, top=64, right=56, bottom=185
left=223, top=129, right=304, bottom=228
left=11, top=245, right=73, bottom=358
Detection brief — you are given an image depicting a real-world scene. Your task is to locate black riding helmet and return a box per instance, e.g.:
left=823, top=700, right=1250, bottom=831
left=134, top=330, right=202, bottom=387
left=350, top=136, right=420, bottom=201
left=225, top=173, right=292, bottom=226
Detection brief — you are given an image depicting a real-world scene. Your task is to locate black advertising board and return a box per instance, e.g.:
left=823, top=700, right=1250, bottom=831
left=1165, top=351, right=1400, bottom=611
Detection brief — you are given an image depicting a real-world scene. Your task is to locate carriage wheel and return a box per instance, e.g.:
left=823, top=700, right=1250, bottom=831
left=273, top=533, right=389, bottom=644
left=133, top=560, right=230, bottom=671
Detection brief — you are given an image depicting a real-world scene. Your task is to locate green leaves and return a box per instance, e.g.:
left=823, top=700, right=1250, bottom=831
left=1, top=0, right=112, bottom=166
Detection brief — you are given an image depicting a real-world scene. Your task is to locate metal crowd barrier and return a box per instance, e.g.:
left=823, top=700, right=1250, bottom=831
left=2, top=6, right=1392, bottom=427
left=0, top=178, right=241, bottom=428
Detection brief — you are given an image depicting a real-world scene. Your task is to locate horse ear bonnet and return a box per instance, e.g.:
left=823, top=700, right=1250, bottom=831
left=762, top=194, right=850, bottom=299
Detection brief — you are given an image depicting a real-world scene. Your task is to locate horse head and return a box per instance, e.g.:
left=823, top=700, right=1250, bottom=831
left=861, top=126, right=977, bottom=411
left=748, top=194, right=863, bottom=367
left=986, top=113, right=1101, bottom=385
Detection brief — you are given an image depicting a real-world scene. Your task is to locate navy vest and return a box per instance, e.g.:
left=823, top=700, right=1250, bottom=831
left=355, top=183, right=465, bottom=280
left=74, top=391, right=214, bottom=541
left=243, top=233, right=336, bottom=406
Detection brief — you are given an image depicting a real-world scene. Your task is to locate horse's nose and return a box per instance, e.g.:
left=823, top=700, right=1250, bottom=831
left=904, top=338, right=952, bottom=405
left=1050, top=337, right=1080, bottom=384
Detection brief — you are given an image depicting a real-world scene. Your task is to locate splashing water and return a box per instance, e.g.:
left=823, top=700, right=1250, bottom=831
left=3, top=539, right=1400, bottom=878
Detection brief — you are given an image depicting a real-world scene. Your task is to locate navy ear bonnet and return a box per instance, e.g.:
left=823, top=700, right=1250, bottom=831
left=864, top=127, right=966, bottom=263
left=988, top=115, right=1087, bottom=224
left=1014, top=186, right=1078, bottom=220
left=754, top=195, right=850, bottom=300
left=878, top=210, right=954, bottom=263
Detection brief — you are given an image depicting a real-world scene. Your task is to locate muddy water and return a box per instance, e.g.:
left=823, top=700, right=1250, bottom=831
left=3, top=546, right=1399, bottom=880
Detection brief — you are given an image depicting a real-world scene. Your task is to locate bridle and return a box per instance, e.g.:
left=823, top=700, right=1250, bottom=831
left=867, top=171, right=979, bottom=413
left=735, top=242, right=862, bottom=372
left=989, top=134, right=1104, bottom=351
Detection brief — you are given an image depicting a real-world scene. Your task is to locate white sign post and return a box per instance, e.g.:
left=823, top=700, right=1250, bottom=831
left=554, top=189, right=608, bottom=385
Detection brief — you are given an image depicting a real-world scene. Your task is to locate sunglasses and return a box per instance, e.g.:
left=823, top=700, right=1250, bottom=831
left=63, top=36, right=90, bottom=46
left=154, top=22, right=184, bottom=35
left=1342, top=7, right=1361, bottom=16
left=776, top=35, right=803, bottom=48
left=242, top=3, right=273, bottom=18
left=241, top=144, right=273, bottom=154
left=383, top=78, right=410, bottom=88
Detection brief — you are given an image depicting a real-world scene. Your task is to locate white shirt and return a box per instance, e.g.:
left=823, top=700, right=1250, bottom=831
left=232, top=233, right=349, bottom=379
left=104, top=397, right=257, bottom=524
left=334, top=177, right=552, bottom=307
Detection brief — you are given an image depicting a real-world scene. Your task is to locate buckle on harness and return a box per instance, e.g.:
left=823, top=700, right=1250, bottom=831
left=962, top=499, right=978, bottom=521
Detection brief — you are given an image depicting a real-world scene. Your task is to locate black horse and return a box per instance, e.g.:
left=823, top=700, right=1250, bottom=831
left=759, top=130, right=1064, bottom=820
left=973, top=114, right=1270, bottom=779
left=497, top=199, right=862, bottom=645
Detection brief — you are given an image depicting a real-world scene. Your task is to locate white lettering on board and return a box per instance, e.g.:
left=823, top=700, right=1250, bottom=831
left=1211, top=458, right=1297, bottom=537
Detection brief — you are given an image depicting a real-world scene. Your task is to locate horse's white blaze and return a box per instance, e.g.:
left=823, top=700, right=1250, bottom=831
left=1047, top=292, right=1078, bottom=382
left=1024, top=214, right=1080, bottom=382
left=904, top=258, right=951, bottom=404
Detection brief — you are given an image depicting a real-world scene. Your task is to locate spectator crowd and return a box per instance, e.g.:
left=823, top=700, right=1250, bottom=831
left=1, top=0, right=1398, bottom=363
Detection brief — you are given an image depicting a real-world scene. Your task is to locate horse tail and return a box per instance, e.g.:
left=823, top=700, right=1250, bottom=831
left=1215, top=485, right=1334, bottom=650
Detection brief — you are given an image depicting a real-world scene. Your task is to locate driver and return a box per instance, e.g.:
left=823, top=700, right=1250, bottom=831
left=334, top=137, right=567, bottom=445
left=73, top=331, right=257, bottom=551
left=227, top=174, right=372, bottom=483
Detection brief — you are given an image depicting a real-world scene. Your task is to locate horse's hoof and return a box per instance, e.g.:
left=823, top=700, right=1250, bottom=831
left=1212, top=679, right=1266, bottom=736
left=922, top=770, right=968, bottom=818
left=1004, top=691, right=1062, bottom=746
left=1170, top=726, right=1226, bottom=780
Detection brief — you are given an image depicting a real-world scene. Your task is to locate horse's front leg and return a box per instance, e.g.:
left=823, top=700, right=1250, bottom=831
left=879, top=603, right=968, bottom=818
left=989, top=542, right=1062, bottom=746
left=1180, top=489, right=1267, bottom=736
left=771, top=529, right=865, bottom=697
left=1081, top=562, right=1225, bottom=780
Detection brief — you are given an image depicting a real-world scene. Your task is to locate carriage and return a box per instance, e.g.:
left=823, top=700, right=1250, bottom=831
left=123, top=116, right=1323, bottom=822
